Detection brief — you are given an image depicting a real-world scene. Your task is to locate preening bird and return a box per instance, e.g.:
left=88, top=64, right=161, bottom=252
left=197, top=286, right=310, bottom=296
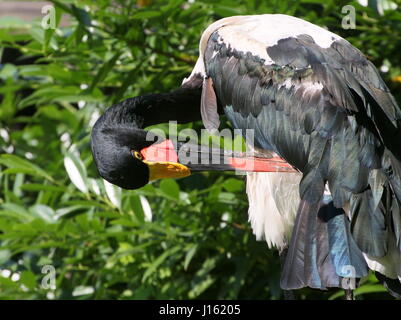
left=91, top=14, right=401, bottom=298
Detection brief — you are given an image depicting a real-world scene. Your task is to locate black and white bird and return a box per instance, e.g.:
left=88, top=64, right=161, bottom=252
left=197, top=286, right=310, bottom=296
left=91, top=14, right=401, bottom=298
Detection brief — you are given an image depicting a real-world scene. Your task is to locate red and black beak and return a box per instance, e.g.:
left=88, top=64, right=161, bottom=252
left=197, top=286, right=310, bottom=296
left=140, top=139, right=297, bottom=181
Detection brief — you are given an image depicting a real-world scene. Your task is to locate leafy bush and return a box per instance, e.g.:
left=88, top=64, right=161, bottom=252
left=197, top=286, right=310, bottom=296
left=0, top=0, right=400, bottom=299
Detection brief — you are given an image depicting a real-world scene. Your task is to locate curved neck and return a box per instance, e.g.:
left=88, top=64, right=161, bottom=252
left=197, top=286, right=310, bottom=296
left=136, top=86, right=203, bottom=128
left=101, top=77, right=205, bottom=131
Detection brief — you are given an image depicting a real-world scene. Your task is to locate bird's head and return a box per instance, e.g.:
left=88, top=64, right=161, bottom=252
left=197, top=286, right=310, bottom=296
left=91, top=103, right=191, bottom=190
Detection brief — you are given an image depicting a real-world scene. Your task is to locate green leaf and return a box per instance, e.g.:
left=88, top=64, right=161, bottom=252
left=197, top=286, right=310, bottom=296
left=0, top=63, right=18, bottom=80
left=184, top=244, right=198, bottom=271
left=160, top=179, right=180, bottom=200
left=63, top=150, right=88, bottom=194
left=0, top=203, right=33, bottom=222
left=139, top=195, right=152, bottom=222
left=20, top=184, right=67, bottom=193
left=71, top=5, right=92, bottom=26
left=29, top=204, right=56, bottom=223
left=20, top=271, right=37, bottom=290
left=0, top=249, right=11, bottom=264
left=131, top=10, right=162, bottom=19
left=129, top=194, right=145, bottom=222
left=72, top=286, right=94, bottom=297
left=0, top=29, right=14, bottom=42
left=142, top=246, right=180, bottom=282
left=0, top=154, right=54, bottom=182
left=44, top=6, right=62, bottom=52
left=222, top=178, right=244, bottom=192
left=104, top=179, right=121, bottom=208
left=88, top=52, right=121, bottom=92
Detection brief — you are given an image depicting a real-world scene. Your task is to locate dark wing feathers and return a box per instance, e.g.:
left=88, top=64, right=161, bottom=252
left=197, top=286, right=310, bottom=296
left=350, top=189, right=388, bottom=257
left=203, top=31, right=401, bottom=289
left=299, top=132, right=329, bottom=203
left=391, top=200, right=401, bottom=250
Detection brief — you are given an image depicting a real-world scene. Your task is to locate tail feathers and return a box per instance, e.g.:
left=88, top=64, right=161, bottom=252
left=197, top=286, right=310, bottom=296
left=322, top=202, right=368, bottom=278
left=303, top=201, right=323, bottom=289
left=281, top=199, right=368, bottom=290
left=316, top=210, right=344, bottom=287
left=280, top=200, right=321, bottom=290
left=280, top=200, right=324, bottom=290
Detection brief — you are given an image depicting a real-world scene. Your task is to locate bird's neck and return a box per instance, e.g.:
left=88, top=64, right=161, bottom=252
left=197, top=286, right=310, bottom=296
left=110, top=77, right=204, bottom=129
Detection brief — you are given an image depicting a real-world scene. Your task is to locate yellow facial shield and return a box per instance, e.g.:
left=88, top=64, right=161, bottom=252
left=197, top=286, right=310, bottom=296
left=139, top=139, right=191, bottom=181
left=144, top=160, right=191, bottom=181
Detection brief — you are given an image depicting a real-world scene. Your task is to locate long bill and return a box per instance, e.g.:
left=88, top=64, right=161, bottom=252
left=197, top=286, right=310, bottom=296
left=140, top=139, right=298, bottom=181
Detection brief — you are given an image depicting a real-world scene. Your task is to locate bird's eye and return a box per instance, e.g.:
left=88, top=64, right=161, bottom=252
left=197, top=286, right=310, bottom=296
left=132, top=150, right=143, bottom=160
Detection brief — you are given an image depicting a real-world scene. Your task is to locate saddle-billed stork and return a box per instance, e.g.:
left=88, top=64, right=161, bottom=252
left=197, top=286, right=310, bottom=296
left=91, top=14, right=401, bottom=298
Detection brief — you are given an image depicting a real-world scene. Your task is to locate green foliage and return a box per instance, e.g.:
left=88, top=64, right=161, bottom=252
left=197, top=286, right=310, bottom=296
left=0, top=0, right=400, bottom=299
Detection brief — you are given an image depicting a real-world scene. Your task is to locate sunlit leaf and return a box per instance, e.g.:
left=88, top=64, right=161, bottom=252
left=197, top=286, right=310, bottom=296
left=104, top=179, right=121, bottom=208
left=64, top=152, right=88, bottom=194
left=72, top=286, right=94, bottom=297
left=140, top=195, right=152, bottom=222
left=29, top=204, right=57, bottom=224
